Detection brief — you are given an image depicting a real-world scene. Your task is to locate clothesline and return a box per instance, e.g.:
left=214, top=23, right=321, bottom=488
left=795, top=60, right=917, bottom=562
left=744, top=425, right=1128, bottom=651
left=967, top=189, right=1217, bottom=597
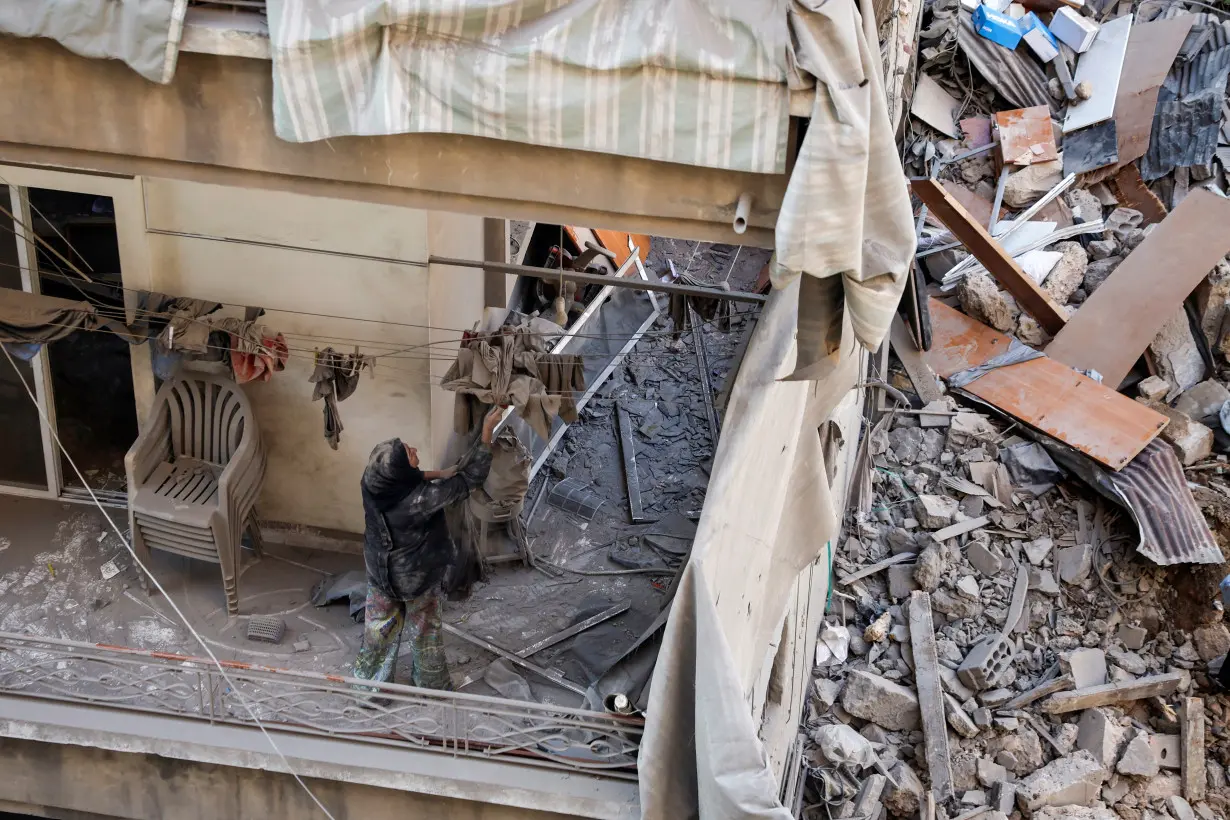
left=0, top=312, right=680, bottom=394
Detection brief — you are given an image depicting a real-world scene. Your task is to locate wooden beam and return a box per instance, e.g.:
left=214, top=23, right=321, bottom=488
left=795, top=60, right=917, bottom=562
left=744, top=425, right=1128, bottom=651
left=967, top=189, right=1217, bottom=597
left=910, top=591, right=955, bottom=802
left=910, top=178, right=1068, bottom=334
left=1040, top=672, right=1183, bottom=713
left=1181, top=696, right=1206, bottom=801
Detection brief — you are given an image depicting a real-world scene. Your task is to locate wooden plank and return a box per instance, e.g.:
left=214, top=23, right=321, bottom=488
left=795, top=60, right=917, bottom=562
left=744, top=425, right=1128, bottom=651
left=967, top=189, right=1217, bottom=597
left=1110, top=164, right=1168, bottom=226
left=1113, top=15, right=1195, bottom=167
left=931, top=516, right=990, bottom=541
left=924, top=300, right=1169, bottom=470
left=1046, top=189, right=1230, bottom=387
left=911, top=179, right=1068, bottom=334
left=1002, top=673, right=1073, bottom=710
left=909, top=591, right=955, bottom=802
left=1040, top=672, right=1183, bottom=713
left=1181, top=696, right=1207, bottom=800
left=615, top=402, right=646, bottom=523
left=890, top=314, right=944, bottom=403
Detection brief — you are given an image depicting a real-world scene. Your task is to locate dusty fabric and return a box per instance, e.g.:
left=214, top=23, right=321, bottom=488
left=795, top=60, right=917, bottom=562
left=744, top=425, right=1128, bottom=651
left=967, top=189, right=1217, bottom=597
left=353, top=586, right=451, bottom=690
left=0, top=287, right=113, bottom=345
left=155, top=297, right=223, bottom=353
left=772, top=0, right=916, bottom=378
left=483, top=427, right=531, bottom=509
left=265, top=0, right=789, bottom=173
left=202, top=318, right=288, bottom=384
left=361, top=438, right=492, bottom=603
left=441, top=314, right=584, bottom=441
left=668, top=271, right=733, bottom=336
left=309, top=347, right=372, bottom=450
left=0, top=0, right=187, bottom=84
left=639, top=277, right=852, bottom=818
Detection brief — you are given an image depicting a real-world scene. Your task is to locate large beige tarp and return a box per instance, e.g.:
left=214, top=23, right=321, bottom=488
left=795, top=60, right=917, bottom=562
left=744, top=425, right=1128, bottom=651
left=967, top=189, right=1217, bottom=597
left=0, top=0, right=187, bottom=84
left=637, top=0, right=914, bottom=814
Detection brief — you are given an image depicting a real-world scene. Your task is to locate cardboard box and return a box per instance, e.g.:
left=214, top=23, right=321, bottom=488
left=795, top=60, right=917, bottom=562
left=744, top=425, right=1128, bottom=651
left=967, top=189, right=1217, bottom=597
left=1050, top=6, right=1100, bottom=52
left=1019, top=12, right=1060, bottom=61
left=973, top=4, right=1024, bottom=49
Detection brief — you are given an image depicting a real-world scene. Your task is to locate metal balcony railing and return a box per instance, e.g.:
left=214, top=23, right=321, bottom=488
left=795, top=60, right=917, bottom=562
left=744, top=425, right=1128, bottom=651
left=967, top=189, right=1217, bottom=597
left=0, top=631, right=641, bottom=778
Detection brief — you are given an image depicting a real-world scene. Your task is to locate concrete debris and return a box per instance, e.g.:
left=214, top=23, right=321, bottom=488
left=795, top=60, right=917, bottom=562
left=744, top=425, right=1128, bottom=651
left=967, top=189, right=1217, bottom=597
left=958, top=272, right=1019, bottom=333
left=1003, top=158, right=1064, bottom=209
left=1150, top=311, right=1207, bottom=399
left=916, top=494, right=961, bottom=529
left=1087, top=239, right=1118, bottom=261
left=1116, top=729, right=1160, bottom=777
left=883, top=760, right=925, bottom=817
left=1083, top=256, right=1123, bottom=294
left=967, top=540, right=1005, bottom=576
left=1065, top=648, right=1108, bottom=689
left=1140, top=400, right=1214, bottom=466
left=1057, top=544, right=1092, bottom=584
left=1103, top=208, right=1144, bottom=243
left=842, top=670, right=922, bottom=731
left=1191, top=623, right=1230, bottom=662
left=1174, top=380, right=1230, bottom=426
left=1032, top=808, right=1119, bottom=820
left=1136, top=375, right=1170, bottom=402
left=1077, top=707, right=1127, bottom=769
left=1016, top=750, right=1108, bottom=813
left=1117, top=624, right=1147, bottom=651
left=914, top=544, right=946, bottom=592
left=1042, top=241, right=1089, bottom=304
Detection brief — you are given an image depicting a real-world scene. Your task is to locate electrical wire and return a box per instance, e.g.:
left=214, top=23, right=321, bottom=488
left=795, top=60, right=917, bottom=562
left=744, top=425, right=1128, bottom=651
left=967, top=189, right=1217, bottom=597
left=1, top=343, right=337, bottom=820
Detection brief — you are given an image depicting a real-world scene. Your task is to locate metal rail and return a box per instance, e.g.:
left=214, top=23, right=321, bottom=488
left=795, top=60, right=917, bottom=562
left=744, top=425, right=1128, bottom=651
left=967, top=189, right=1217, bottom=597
left=430, top=256, right=768, bottom=305
left=0, top=631, right=641, bottom=778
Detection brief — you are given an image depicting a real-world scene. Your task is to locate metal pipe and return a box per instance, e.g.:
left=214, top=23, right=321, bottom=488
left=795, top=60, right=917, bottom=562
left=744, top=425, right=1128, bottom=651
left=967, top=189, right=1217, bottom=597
left=429, top=255, right=767, bottom=305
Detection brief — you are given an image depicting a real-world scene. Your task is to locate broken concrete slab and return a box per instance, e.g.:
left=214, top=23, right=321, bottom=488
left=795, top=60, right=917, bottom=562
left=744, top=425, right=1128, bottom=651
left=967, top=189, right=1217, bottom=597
left=1041, top=672, right=1184, bottom=713
left=1028, top=567, right=1060, bottom=596
left=1136, top=375, right=1169, bottom=401
left=1149, top=310, right=1206, bottom=398
left=914, top=545, right=945, bottom=592
left=1024, top=537, right=1054, bottom=565
left=1066, top=648, right=1108, bottom=689
left=1003, top=158, right=1065, bottom=209
left=1082, top=255, right=1122, bottom=294
left=933, top=516, right=990, bottom=542
left=945, top=693, right=980, bottom=739
left=1041, top=241, right=1088, bottom=304
left=1106, top=647, right=1148, bottom=676
left=1031, top=808, right=1118, bottom=820
left=1078, top=707, right=1127, bottom=769
left=1173, top=379, right=1230, bottom=424
left=1167, top=796, right=1198, bottom=820
left=956, top=575, right=981, bottom=599
left=958, top=271, right=1020, bottom=334
left=915, top=494, right=961, bottom=529
left=967, top=540, right=1005, bottom=576
left=1016, top=750, right=1107, bottom=813
left=884, top=761, right=925, bottom=816
left=1117, top=623, right=1148, bottom=651
left=1192, top=623, right=1230, bottom=661
left=1140, top=400, right=1213, bottom=466
left=1056, top=544, right=1092, bottom=584
left=887, top=562, right=920, bottom=599
left=978, top=758, right=1009, bottom=788
left=1117, top=729, right=1161, bottom=777
left=841, top=669, right=922, bottom=731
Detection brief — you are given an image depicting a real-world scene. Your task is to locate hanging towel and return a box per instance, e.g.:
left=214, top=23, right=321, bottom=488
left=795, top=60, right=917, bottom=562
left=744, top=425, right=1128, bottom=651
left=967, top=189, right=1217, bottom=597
left=309, top=346, right=371, bottom=449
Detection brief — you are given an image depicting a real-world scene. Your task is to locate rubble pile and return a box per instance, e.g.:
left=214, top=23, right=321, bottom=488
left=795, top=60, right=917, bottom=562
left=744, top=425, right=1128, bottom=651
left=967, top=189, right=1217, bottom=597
left=802, top=401, right=1230, bottom=818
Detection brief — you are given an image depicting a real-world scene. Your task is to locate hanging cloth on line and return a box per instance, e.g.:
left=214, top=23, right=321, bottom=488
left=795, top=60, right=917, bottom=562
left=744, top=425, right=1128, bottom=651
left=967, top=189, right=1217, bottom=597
left=309, top=347, right=372, bottom=449
left=0, top=287, right=127, bottom=346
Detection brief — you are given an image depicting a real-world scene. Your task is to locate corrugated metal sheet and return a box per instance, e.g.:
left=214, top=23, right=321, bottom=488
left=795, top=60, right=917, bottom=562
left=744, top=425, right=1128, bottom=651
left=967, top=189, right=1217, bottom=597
left=1141, top=43, right=1230, bottom=179
left=1108, top=439, right=1224, bottom=565
left=957, top=14, right=1057, bottom=114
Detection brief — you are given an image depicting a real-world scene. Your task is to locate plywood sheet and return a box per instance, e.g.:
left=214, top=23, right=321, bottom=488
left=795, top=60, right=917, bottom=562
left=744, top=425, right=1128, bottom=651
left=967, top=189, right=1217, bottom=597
left=1045, top=189, right=1230, bottom=387
left=1114, top=14, right=1195, bottom=167
left=593, top=229, right=651, bottom=270
left=924, top=299, right=1168, bottom=470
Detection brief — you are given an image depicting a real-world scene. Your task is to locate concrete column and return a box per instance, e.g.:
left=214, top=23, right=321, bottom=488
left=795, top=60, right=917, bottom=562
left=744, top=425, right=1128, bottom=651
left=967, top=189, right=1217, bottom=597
left=482, top=217, right=508, bottom=308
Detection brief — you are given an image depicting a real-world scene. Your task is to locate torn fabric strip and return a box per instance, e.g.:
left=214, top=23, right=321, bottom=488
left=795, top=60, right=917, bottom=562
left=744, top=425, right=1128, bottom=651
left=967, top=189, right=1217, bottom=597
left=0, top=287, right=121, bottom=345
left=772, top=0, right=917, bottom=376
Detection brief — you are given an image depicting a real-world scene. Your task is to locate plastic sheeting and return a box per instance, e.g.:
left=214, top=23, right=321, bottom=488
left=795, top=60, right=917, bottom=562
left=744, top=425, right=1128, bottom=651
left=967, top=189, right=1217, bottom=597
left=0, top=0, right=187, bottom=84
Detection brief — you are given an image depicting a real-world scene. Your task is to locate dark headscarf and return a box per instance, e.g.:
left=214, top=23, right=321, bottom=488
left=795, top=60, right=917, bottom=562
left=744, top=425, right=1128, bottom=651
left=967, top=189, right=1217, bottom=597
left=361, top=438, right=424, bottom=511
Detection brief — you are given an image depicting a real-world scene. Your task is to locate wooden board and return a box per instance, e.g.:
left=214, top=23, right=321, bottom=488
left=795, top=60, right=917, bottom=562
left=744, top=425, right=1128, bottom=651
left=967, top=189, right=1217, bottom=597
left=912, top=179, right=1068, bottom=334
left=1046, top=189, right=1230, bottom=387
left=1114, top=14, right=1195, bottom=167
left=593, top=229, right=651, bottom=270
left=924, top=299, right=1168, bottom=470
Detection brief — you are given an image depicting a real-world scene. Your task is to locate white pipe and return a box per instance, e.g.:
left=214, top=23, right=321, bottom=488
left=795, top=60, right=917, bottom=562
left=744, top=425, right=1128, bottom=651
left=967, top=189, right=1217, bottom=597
left=733, top=193, right=752, bottom=235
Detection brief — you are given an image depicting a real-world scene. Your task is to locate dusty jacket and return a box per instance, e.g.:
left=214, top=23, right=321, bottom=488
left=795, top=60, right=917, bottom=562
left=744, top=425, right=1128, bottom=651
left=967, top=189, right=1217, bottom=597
left=360, top=438, right=492, bottom=601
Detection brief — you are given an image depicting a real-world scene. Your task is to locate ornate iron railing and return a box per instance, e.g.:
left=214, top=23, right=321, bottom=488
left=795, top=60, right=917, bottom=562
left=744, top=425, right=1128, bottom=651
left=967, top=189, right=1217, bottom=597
left=0, top=631, right=641, bottom=779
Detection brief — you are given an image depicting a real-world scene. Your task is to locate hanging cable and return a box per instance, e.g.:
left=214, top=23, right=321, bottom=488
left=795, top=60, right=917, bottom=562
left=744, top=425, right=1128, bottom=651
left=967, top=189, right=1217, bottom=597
left=1, top=344, right=338, bottom=820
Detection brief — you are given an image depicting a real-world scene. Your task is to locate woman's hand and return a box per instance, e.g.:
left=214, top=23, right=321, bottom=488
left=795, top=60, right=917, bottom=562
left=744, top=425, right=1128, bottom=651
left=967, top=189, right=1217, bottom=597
left=481, top=406, right=504, bottom=445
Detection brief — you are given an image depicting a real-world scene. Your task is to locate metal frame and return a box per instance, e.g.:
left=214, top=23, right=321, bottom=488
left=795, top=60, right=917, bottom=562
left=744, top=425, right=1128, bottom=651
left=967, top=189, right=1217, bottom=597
left=0, top=165, right=149, bottom=505
left=0, top=630, right=642, bottom=779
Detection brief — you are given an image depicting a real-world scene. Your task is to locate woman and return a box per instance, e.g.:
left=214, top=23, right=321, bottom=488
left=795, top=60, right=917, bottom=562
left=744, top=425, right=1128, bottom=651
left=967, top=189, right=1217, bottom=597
left=353, top=406, right=501, bottom=690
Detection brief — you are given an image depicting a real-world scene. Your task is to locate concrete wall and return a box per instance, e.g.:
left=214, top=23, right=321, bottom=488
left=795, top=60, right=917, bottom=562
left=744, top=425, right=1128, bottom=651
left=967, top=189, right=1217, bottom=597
left=0, top=737, right=578, bottom=820
left=143, top=178, right=484, bottom=533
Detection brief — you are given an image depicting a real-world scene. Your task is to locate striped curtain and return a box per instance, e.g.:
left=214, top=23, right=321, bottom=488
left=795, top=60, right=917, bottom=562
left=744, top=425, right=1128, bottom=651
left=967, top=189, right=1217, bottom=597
left=267, top=0, right=791, bottom=173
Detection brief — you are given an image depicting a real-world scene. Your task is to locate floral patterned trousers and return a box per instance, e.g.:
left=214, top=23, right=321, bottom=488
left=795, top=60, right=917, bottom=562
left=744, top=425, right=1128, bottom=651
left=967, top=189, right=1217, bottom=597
left=352, top=586, right=452, bottom=691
